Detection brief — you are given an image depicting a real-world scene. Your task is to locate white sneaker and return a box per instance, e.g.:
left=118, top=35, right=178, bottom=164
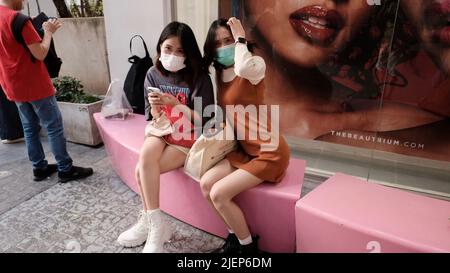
left=1, top=137, right=24, bottom=144
left=142, top=210, right=172, bottom=253
left=117, top=210, right=149, bottom=248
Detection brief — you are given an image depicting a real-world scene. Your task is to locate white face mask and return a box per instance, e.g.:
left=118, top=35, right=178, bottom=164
left=159, top=53, right=186, bottom=72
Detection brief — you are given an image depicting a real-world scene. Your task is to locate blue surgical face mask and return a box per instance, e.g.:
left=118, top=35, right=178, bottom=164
left=216, top=44, right=235, bottom=67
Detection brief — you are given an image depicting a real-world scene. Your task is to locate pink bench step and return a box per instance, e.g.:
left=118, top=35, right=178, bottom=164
left=94, top=113, right=306, bottom=253
left=296, top=173, right=450, bottom=253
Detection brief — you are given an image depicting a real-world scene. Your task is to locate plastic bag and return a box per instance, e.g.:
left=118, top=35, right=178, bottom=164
left=101, top=79, right=133, bottom=120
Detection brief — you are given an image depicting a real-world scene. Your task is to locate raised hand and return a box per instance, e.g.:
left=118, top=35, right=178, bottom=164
left=43, top=18, right=62, bottom=34
left=227, top=17, right=246, bottom=41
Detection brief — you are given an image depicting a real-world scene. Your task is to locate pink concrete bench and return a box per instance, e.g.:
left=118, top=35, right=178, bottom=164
left=94, top=113, right=306, bottom=253
left=296, top=173, right=450, bottom=253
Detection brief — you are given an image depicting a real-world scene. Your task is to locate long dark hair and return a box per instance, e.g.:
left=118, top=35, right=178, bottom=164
left=204, top=18, right=232, bottom=72
left=156, top=21, right=204, bottom=89
left=204, top=18, right=256, bottom=72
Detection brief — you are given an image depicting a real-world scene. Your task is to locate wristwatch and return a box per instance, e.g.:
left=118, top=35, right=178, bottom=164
left=236, top=37, right=247, bottom=45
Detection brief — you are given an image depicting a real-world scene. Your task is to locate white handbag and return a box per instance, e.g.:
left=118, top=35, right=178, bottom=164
left=184, top=125, right=237, bottom=182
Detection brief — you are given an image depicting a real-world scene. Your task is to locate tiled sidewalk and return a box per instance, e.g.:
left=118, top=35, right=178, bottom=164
left=0, top=141, right=223, bottom=253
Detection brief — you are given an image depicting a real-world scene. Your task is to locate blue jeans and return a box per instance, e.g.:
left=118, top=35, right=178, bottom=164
left=16, top=96, right=73, bottom=172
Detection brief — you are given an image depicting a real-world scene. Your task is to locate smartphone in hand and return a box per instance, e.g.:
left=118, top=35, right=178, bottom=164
left=148, top=87, right=162, bottom=93
left=148, top=87, right=163, bottom=97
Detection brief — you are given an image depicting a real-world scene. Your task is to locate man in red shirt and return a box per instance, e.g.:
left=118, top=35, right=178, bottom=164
left=0, top=0, right=93, bottom=182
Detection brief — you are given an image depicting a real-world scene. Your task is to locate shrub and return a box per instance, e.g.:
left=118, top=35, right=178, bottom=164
left=53, top=76, right=101, bottom=104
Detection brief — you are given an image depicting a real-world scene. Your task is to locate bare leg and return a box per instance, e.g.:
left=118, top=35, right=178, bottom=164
left=209, top=170, right=264, bottom=240
left=139, top=139, right=188, bottom=210
left=138, top=137, right=166, bottom=210
left=140, top=142, right=187, bottom=253
left=135, top=165, right=148, bottom=211
left=200, top=159, right=236, bottom=230
left=117, top=137, right=171, bottom=249
left=158, top=146, right=188, bottom=174
left=136, top=143, right=187, bottom=210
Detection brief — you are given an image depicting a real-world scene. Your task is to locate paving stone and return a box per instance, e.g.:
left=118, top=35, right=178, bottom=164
left=0, top=138, right=320, bottom=253
left=0, top=141, right=224, bottom=253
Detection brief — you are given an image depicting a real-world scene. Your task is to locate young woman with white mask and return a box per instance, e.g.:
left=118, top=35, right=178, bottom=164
left=117, top=22, right=215, bottom=253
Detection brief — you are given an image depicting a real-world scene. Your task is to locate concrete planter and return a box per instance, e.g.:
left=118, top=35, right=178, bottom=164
left=57, top=100, right=104, bottom=146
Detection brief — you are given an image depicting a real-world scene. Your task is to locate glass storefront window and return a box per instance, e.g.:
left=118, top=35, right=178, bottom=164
left=179, top=0, right=450, bottom=199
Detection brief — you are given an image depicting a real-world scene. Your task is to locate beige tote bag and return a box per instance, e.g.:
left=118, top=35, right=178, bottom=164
left=184, top=126, right=237, bottom=182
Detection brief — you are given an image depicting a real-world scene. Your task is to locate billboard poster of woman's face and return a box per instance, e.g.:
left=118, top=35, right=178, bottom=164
left=239, top=0, right=450, bottom=162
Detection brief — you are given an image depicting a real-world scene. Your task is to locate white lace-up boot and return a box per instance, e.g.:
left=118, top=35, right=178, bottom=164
left=117, top=210, right=149, bottom=247
left=142, top=209, right=172, bottom=253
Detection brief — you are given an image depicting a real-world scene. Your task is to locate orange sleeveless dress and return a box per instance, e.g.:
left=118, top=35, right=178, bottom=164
left=219, top=76, right=290, bottom=183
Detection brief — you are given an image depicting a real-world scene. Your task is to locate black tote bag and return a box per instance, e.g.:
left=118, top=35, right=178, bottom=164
left=123, top=35, right=153, bottom=115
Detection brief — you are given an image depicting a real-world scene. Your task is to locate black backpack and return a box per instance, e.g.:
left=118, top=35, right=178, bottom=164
left=124, top=35, right=153, bottom=115
left=12, top=12, right=62, bottom=78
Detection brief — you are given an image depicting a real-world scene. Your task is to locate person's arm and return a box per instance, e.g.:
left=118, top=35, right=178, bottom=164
left=228, top=17, right=266, bottom=85
left=143, top=71, right=161, bottom=121
left=174, top=104, right=201, bottom=124
left=159, top=75, right=215, bottom=126
left=234, top=43, right=266, bottom=85
left=158, top=94, right=201, bottom=124
left=26, top=19, right=61, bottom=61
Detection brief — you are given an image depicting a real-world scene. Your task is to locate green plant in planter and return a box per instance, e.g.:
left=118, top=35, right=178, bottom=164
left=53, top=76, right=102, bottom=104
